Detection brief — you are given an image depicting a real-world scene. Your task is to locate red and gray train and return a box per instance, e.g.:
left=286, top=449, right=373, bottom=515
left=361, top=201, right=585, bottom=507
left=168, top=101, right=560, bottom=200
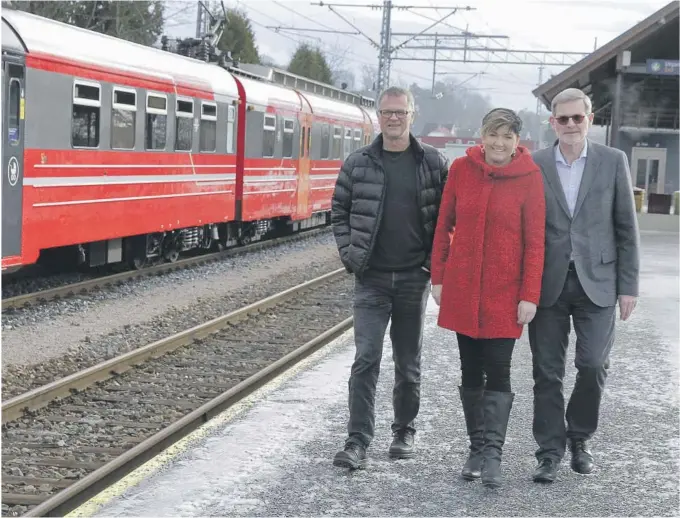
left=1, top=9, right=380, bottom=272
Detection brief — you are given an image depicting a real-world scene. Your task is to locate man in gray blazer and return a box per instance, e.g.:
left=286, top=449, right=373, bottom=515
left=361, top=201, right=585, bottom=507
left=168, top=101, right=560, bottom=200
left=529, top=88, right=640, bottom=483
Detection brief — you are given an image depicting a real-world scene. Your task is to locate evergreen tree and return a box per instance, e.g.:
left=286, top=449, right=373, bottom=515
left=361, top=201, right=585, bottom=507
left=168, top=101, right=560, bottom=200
left=288, top=44, right=333, bottom=84
left=218, top=8, right=260, bottom=64
left=3, top=1, right=164, bottom=46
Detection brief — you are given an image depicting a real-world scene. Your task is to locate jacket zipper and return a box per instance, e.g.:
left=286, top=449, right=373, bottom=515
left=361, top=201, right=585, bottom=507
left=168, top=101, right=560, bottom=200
left=361, top=151, right=387, bottom=272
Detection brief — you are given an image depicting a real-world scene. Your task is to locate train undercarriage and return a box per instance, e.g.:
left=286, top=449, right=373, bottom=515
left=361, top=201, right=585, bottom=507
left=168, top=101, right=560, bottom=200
left=33, top=212, right=331, bottom=272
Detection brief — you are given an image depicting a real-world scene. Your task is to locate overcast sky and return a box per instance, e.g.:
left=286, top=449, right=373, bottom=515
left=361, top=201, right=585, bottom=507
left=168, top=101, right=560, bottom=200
left=166, top=0, right=671, bottom=113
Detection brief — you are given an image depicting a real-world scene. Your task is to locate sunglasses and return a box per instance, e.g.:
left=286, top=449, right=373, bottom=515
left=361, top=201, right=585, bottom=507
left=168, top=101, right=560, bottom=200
left=555, top=114, right=588, bottom=125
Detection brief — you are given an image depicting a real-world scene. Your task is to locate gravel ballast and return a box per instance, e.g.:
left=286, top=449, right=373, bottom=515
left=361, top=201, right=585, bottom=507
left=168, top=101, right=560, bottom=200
left=2, top=230, right=344, bottom=397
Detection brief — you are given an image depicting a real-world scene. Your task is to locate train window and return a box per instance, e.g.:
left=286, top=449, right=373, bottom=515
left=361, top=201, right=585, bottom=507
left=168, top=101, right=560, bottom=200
left=320, top=123, right=330, bottom=160
left=353, top=129, right=362, bottom=152
left=332, top=126, right=342, bottom=160
left=72, top=80, right=100, bottom=148
left=111, top=87, right=136, bottom=150
left=200, top=102, right=217, bottom=153
left=343, top=127, right=352, bottom=159
left=300, top=127, right=306, bottom=157
left=307, top=127, right=311, bottom=158
left=7, top=78, right=21, bottom=145
left=145, top=93, right=167, bottom=151
left=282, top=118, right=294, bottom=158
left=175, top=98, right=194, bottom=152
left=226, top=105, right=235, bottom=154
left=263, top=114, right=276, bottom=158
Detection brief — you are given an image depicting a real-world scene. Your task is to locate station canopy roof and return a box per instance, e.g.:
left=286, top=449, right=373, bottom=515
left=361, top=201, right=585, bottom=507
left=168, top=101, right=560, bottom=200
left=533, top=1, right=679, bottom=131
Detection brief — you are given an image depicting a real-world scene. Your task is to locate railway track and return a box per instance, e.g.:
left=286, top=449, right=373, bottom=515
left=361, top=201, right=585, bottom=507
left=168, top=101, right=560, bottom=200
left=1, top=268, right=354, bottom=517
left=1, top=227, right=329, bottom=312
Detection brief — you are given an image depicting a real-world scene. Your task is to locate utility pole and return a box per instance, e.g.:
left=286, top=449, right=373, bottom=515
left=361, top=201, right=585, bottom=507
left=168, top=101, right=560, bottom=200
left=195, top=0, right=203, bottom=38
left=535, top=64, right=545, bottom=149
left=313, top=1, right=475, bottom=93
left=431, top=33, right=438, bottom=94
left=377, top=0, right=393, bottom=91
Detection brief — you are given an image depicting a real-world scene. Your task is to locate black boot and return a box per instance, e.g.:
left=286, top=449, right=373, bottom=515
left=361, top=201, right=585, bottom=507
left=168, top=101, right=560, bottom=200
left=459, top=385, right=485, bottom=480
left=388, top=429, right=415, bottom=459
left=333, top=442, right=367, bottom=470
left=481, top=390, right=514, bottom=489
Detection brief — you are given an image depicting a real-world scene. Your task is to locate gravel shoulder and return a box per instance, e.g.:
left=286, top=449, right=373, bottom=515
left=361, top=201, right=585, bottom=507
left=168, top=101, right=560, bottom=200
left=2, top=231, right=344, bottom=396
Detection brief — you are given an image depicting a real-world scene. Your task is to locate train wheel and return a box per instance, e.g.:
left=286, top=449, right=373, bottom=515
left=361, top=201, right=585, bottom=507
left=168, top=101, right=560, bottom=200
left=164, top=249, right=179, bottom=263
left=131, top=256, right=147, bottom=270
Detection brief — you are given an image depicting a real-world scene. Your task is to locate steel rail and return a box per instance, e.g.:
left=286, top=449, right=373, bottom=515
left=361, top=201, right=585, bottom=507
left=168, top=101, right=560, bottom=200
left=2, top=267, right=345, bottom=424
left=2, top=227, right=329, bottom=311
left=24, top=315, right=353, bottom=517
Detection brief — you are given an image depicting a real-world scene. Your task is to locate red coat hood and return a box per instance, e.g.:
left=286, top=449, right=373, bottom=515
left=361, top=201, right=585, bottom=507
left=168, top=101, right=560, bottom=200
left=465, top=145, right=539, bottom=179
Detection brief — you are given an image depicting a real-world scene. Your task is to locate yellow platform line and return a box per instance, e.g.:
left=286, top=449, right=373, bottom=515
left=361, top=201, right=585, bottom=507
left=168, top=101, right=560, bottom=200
left=66, top=328, right=354, bottom=518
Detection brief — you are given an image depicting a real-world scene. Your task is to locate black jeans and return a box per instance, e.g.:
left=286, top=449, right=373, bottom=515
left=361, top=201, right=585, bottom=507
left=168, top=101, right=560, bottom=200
left=529, top=268, right=616, bottom=462
left=457, top=333, right=516, bottom=393
left=346, top=267, right=430, bottom=448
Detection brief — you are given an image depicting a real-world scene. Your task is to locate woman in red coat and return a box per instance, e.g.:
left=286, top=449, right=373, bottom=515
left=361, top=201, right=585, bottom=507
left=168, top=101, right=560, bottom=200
left=430, top=108, right=545, bottom=488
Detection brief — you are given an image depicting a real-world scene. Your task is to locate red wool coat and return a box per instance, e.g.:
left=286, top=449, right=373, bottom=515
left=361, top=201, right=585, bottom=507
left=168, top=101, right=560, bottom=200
left=431, top=145, right=546, bottom=339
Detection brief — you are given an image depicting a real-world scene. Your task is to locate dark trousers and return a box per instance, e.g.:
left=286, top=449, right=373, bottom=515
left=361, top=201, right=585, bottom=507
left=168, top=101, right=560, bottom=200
left=529, top=267, right=616, bottom=462
left=346, top=267, right=430, bottom=448
left=457, top=333, right=516, bottom=393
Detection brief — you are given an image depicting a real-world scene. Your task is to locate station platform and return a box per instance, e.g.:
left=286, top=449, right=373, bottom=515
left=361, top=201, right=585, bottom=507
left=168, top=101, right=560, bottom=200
left=73, top=231, right=679, bottom=517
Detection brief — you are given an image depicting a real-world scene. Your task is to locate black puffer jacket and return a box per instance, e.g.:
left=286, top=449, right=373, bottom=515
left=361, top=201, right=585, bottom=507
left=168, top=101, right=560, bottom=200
left=331, top=133, right=449, bottom=275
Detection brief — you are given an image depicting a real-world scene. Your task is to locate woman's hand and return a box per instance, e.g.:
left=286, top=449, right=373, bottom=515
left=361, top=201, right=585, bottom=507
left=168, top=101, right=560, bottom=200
left=517, top=300, right=537, bottom=325
left=431, top=284, right=442, bottom=306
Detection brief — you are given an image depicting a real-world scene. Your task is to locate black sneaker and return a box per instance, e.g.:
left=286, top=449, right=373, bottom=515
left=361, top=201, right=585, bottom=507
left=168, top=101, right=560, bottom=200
left=388, top=430, right=415, bottom=459
left=333, top=442, right=367, bottom=470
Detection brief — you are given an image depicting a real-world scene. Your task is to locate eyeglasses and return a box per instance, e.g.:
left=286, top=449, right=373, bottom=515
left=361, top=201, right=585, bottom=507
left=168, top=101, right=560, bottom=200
left=378, top=110, right=410, bottom=119
left=555, top=114, right=589, bottom=125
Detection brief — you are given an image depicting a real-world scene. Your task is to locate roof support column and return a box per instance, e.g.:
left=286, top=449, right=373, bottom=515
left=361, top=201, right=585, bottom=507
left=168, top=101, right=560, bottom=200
left=610, top=50, right=631, bottom=149
left=611, top=71, right=623, bottom=148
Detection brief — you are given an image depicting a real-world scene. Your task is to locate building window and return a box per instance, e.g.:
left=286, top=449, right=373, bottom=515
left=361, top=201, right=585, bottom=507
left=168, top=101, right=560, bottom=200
left=72, top=81, right=100, bottom=148
left=175, top=98, right=194, bottom=151
left=145, top=93, right=167, bottom=150
left=282, top=118, right=295, bottom=158
left=200, top=102, right=217, bottom=152
left=226, top=105, right=235, bottom=154
left=111, top=87, right=136, bottom=150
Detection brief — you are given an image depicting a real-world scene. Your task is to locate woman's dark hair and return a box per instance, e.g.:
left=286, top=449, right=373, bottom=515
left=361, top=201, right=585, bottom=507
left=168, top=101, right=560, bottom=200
left=481, top=108, right=523, bottom=136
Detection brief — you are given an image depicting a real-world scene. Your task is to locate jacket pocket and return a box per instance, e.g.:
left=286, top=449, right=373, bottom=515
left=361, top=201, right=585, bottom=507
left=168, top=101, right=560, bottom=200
left=601, top=248, right=616, bottom=264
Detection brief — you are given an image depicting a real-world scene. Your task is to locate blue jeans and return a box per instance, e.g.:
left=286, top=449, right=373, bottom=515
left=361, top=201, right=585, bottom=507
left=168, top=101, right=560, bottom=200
left=346, top=267, right=431, bottom=448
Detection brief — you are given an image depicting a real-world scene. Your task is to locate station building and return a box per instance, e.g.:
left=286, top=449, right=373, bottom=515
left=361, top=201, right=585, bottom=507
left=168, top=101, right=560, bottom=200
left=533, top=1, right=679, bottom=214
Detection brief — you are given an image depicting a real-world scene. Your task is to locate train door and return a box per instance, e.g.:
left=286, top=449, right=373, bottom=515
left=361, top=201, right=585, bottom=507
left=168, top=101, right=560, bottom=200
left=2, top=58, right=25, bottom=259
left=295, top=113, right=313, bottom=219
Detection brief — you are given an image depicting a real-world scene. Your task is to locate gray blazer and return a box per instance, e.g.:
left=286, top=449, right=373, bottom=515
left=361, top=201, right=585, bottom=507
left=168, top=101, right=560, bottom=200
left=532, top=139, right=640, bottom=308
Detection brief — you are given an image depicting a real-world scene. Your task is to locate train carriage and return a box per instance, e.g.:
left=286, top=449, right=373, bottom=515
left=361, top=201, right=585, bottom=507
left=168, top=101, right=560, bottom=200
left=1, top=8, right=379, bottom=271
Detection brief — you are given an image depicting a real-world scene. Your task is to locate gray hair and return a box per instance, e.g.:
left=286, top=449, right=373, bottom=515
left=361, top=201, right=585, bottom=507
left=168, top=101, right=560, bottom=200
left=377, top=86, right=415, bottom=112
left=481, top=107, right=522, bottom=136
left=551, top=88, right=593, bottom=115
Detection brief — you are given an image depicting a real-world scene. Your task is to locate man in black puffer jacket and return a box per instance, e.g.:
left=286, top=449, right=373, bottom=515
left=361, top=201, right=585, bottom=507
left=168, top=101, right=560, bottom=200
left=331, top=86, right=449, bottom=470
